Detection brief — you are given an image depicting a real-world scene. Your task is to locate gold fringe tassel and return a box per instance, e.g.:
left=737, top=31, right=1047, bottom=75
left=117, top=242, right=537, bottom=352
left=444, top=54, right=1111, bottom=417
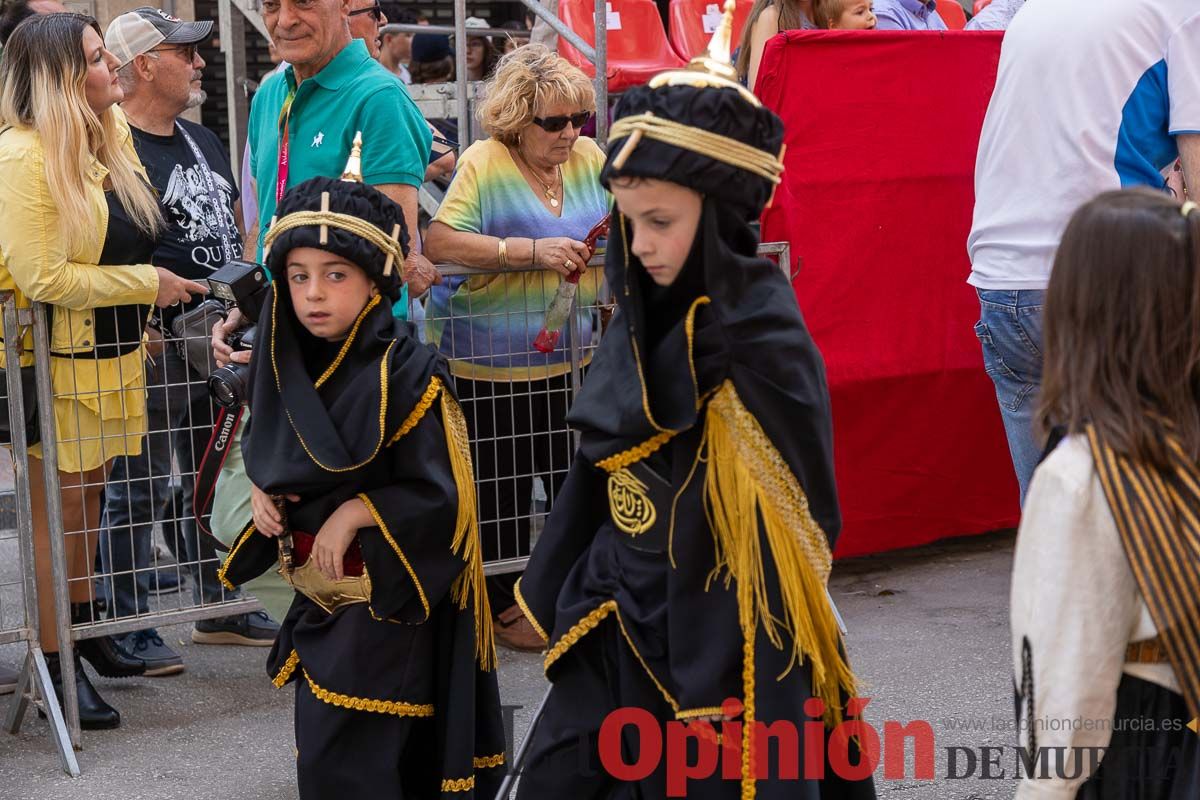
left=441, top=392, right=496, bottom=671
left=701, top=381, right=856, bottom=730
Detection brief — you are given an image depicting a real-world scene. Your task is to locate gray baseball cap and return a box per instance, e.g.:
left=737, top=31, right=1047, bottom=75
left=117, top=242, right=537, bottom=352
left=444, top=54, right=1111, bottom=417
left=105, top=7, right=213, bottom=68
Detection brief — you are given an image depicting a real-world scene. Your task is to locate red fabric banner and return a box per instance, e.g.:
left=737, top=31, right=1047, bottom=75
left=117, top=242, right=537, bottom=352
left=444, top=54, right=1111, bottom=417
left=757, top=31, right=1019, bottom=557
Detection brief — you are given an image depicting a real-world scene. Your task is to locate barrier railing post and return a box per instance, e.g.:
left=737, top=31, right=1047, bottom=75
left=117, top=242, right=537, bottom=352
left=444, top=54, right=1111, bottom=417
left=0, top=296, right=79, bottom=773
left=454, top=0, right=469, bottom=154
left=27, top=302, right=81, bottom=747
left=594, top=0, right=608, bottom=143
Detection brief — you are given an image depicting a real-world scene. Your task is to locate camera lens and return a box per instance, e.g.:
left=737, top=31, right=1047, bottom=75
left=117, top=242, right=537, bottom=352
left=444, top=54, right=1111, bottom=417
left=208, top=365, right=248, bottom=409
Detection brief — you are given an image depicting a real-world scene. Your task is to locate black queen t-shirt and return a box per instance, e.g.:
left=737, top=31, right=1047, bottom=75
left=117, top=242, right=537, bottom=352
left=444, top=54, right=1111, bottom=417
left=131, top=119, right=245, bottom=329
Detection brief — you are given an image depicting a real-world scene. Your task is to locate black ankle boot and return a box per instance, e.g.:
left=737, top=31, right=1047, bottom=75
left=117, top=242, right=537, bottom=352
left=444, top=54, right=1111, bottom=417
left=44, top=651, right=120, bottom=730
left=70, top=603, right=145, bottom=679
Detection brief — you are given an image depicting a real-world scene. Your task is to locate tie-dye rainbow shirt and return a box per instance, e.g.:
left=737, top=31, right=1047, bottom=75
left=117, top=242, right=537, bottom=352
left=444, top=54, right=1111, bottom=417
left=428, top=137, right=609, bottom=381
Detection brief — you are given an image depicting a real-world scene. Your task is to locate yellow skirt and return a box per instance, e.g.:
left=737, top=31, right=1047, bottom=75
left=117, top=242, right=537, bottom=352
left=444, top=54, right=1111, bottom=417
left=28, top=347, right=148, bottom=474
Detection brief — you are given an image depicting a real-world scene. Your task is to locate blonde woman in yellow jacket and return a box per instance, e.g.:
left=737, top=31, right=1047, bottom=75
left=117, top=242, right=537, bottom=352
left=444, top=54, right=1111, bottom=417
left=0, top=12, right=205, bottom=729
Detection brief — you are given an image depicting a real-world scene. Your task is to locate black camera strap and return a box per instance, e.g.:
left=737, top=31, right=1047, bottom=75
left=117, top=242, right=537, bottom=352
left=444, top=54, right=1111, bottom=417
left=192, top=403, right=245, bottom=552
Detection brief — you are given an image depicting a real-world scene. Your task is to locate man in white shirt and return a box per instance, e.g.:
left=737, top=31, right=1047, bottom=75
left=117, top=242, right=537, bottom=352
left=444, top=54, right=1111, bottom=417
left=968, top=0, right=1200, bottom=502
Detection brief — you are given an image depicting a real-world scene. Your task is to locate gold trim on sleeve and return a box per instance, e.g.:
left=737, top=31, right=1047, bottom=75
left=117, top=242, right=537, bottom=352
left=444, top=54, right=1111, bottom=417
left=473, top=753, right=505, bottom=769
left=388, top=376, right=443, bottom=445
left=216, top=522, right=259, bottom=591
left=594, top=430, right=675, bottom=473
left=543, top=600, right=680, bottom=712
left=543, top=601, right=617, bottom=671
left=272, top=650, right=300, bottom=688
left=358, top=492, right=431, bottom=622
left=513, top=577, right=549, bottom=643
left=441, top=776, right=474, bottom=792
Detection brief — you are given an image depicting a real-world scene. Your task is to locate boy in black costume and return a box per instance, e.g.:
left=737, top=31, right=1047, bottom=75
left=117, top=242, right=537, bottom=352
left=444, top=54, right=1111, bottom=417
left=513, top=5, right=878, bottom=798
left=218, top=142, right=505, bottom=800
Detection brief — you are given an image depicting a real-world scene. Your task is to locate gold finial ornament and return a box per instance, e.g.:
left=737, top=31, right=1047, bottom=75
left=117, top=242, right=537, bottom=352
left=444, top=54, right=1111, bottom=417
left=648, top=0, right=761, bottom=107
left=341, top=131, right=364, bottom=182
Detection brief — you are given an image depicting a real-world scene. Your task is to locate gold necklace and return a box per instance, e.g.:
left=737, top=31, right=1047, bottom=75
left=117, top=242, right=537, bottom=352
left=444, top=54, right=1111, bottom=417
left=516, top=150, right=563, bottom=208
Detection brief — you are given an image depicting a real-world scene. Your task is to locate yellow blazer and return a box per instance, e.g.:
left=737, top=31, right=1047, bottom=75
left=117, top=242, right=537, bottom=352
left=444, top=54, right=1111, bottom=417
left=0, top=107, right=160, bottom=472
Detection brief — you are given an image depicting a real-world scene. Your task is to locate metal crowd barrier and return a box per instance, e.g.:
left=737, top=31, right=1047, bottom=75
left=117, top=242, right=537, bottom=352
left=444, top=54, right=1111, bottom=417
left=5, top=298, right=262, bottom=755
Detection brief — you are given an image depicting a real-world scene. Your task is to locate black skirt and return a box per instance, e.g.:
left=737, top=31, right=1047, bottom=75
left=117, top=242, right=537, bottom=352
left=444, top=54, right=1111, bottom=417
left=1076, top=675, right=1200, bottom=800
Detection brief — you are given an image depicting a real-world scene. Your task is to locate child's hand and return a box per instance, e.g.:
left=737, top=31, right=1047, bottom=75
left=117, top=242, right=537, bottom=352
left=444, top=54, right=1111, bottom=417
left=251, top=484, right=298, bottom=537
left=311, top=498, right=371, bottom=580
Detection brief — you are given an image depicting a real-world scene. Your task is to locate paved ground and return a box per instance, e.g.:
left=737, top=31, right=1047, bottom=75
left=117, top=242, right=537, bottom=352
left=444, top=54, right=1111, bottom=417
left=0, top=529, right=1019, bottom=799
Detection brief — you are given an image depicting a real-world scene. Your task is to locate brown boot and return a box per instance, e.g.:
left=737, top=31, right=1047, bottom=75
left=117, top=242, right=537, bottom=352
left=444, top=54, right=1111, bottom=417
left=494, top=604, right=546, bottom=653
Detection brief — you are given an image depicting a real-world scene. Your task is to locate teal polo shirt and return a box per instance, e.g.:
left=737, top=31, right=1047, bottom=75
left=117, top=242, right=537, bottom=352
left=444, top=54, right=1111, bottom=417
left=247, top=39, right=430, bottom=262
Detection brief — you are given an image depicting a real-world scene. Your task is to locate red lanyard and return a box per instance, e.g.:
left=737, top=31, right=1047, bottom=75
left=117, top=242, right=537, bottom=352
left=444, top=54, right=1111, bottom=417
left=276, top=85, right=297, bottom=204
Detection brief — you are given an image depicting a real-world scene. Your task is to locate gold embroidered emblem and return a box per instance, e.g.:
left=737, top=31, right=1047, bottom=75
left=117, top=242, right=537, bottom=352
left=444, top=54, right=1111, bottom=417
left=608, top=468, right=657, bottom=535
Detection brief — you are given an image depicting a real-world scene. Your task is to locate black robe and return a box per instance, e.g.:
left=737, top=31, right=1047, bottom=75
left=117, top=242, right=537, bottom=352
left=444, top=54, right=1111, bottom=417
left=516, top=200, right=877, bottom=798
left=218, top=287, right=505, bottom=800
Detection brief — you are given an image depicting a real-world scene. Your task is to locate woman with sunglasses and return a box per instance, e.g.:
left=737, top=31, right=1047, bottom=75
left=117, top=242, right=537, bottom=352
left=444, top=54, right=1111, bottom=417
left=425, top=44, right=608, bottom=653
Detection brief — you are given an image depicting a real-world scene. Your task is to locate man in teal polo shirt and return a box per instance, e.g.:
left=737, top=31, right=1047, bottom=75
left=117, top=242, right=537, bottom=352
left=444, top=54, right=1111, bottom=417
left=245, top=0, right=437, bottom=293
left=209, top=0, right=439, bottom=573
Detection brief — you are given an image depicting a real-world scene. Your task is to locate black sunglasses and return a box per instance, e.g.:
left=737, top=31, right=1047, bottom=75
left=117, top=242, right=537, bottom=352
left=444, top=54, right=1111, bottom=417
left=532, top=111, right=592, bottom=133
left=348, top=3, right=383, bottom=22
left=149, top=43, right=198, bottom=61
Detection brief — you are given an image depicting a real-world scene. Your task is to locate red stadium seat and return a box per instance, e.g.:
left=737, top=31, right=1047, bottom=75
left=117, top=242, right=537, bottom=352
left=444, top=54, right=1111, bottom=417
left=936, top=0, right=967, bottom=29
left=668, top=0, right=751, bottom=61
left=557, top=0, right=687, bottom=92
left=973, top=0, right=993, bottom=13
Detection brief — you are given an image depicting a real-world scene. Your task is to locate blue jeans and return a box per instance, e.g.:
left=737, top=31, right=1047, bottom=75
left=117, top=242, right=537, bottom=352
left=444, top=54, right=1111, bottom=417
left=98, top=345, right=236, bottom=618
left=974, top=289, right=1046, bottom=505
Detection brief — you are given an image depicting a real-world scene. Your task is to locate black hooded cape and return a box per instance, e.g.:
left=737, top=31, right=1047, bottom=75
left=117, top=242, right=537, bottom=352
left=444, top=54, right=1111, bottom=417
left=516, top=198, right=873, bottom=797
left=218, top=282, right=505, bottom=799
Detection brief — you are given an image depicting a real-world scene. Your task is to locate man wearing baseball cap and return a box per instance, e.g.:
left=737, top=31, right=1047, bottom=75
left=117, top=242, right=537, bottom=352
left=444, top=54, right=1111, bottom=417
left=105, top=6, right=213, bottom=66
left=99, top=7, right=280, bottom=678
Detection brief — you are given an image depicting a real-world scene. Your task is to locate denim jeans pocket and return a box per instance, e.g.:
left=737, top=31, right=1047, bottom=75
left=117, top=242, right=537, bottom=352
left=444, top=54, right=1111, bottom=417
left=974, top=320, right=1015, bottom=379
left=974, top=319, right=1032, bottom=412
